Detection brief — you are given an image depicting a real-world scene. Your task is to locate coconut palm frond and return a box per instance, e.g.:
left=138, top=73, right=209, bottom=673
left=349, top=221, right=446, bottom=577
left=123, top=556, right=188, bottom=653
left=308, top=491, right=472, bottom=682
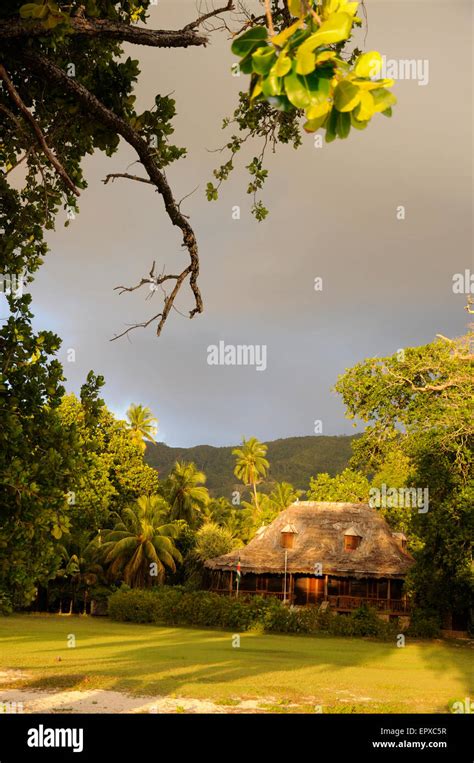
left=100, top=495, right=181, bottom=587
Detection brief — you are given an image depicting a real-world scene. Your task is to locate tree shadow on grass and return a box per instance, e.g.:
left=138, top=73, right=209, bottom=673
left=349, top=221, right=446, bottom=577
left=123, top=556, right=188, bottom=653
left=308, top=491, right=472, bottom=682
left=414, top=639, right=473, bottom=707
left=7, top=616, right=472, bottom=712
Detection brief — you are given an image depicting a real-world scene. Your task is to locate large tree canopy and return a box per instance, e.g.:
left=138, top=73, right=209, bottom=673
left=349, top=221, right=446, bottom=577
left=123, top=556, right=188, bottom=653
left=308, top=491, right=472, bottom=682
left=335, top=331, right=474, bottom=622
left=1, top=0, right=395, bottom=338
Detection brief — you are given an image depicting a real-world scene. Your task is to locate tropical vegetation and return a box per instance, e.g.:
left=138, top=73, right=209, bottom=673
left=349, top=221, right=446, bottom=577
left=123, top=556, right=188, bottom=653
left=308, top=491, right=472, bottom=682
left=1, top=323, right=471, bottom=632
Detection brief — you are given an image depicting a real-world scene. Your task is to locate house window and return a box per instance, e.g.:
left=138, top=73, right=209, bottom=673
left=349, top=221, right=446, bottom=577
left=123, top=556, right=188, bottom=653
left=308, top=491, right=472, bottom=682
left=267, top=576, right=283, bottom=593
left=377, top=580, right=388, bottom=599
left=367, top=579, right=377, bottom=598
left=344, top=534, right=361, bottom=551
left=350, top=580, right=368, bottom=598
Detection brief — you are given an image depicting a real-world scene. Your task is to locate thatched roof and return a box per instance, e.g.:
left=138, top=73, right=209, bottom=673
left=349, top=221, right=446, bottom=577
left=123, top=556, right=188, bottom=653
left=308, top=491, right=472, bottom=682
left=205, top=502, right=414, bottom=578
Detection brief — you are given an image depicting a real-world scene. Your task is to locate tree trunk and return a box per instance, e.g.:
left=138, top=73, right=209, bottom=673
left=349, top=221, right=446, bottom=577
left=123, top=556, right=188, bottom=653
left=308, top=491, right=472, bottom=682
left=252, top=481, right=259, bottom=511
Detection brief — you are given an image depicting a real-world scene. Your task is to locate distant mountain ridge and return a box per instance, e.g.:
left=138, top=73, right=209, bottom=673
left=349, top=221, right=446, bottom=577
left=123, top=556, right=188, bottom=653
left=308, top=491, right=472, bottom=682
left=145, top=435, right=357, bottom=500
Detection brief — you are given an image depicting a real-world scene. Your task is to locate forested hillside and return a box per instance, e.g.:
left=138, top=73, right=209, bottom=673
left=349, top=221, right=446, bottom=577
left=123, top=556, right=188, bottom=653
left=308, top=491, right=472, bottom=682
left=145, top=435, right=356, bottom=498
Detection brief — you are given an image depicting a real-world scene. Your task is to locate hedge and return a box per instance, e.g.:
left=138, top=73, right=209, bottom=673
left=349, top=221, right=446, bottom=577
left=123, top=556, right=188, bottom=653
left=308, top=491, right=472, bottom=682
left=108, top=587, right=400, bottom=639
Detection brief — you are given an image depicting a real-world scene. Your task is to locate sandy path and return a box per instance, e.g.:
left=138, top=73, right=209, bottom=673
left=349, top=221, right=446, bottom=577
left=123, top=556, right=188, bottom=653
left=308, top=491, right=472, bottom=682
left=0, top=671, right=268, bottom=714
left=0, top=687, right=254, bottom=713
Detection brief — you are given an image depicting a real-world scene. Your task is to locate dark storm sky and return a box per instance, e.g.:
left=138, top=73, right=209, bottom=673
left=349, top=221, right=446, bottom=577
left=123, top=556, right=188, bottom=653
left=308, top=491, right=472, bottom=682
left=19, top=1, right=473, bottom=446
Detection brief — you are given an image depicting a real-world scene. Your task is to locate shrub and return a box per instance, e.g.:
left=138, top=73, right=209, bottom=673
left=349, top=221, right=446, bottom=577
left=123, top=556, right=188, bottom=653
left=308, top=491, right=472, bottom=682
left=351, top=604, right=388, bottom=636
left=0, top=592, right=13, bottom=616
left=262, top=602, right=312, bottom=633
left=108, top=588, right=398, bottom=640
left=407, top=610, right=441, bottom=638
left=194, top=523, right=238, bottom=561
left=108, top=589, right=158, bottom=623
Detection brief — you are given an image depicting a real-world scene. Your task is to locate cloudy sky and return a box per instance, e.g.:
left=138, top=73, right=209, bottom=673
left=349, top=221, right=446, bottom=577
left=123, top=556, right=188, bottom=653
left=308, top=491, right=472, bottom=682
left=24, top=0, right=472, bottom=446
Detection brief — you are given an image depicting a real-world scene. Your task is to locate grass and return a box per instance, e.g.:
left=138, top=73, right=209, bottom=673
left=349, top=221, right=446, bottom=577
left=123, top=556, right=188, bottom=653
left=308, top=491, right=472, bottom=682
left=0, top=614, right=471, bottom=713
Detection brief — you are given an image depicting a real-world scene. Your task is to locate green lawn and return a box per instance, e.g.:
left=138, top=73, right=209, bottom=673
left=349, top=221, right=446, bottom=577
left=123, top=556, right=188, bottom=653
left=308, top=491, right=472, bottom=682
left=0, top=615, right=471, bottom=713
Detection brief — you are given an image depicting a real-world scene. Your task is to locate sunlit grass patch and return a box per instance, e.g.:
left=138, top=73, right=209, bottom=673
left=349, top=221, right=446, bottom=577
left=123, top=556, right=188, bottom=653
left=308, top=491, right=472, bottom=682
left=0, top=614, right=471, bottom=713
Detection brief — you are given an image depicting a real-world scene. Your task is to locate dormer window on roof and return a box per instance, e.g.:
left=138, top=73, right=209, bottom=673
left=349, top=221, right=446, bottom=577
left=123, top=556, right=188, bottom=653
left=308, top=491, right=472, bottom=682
left=280, top=524, right=298, bottom=549
left=344, top=526, right=362, bottom=552
left=392, top=532, right=407, bottom=551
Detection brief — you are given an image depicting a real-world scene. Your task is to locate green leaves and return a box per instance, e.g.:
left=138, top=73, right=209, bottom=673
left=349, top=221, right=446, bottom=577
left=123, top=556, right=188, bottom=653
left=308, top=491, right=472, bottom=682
left=295, top=49, right=315, bottom=76
left=334, top=79, right=361, bottom=112
left=20, top=2, right=48, bottom=19
left=304, top=110, right=330, bottom=133
left=287, top=0, right=305, bottom=18
left=285, top=66, right=331, bottom=109
left=262, top=72, right=283, bottom=97
left=231, top=26, right=268, bottom=57
left=272, top=19, right=302, bottom=48
left=284, top=69, right=311, bottom=109
left=251, top=47, right=277, bottom=75
left=371, top=88, right=397, bottom=113
left=19, top=0, right=68, bottom=28
left=230, top=7, right=395, bottom=147
left=272, top=53, right=292, bottom=77
left=206, top=182, right=218, bottom=202
left=298, top=12, right=353, bottom=53
left=354, top=51, right=383, bottom=78
left=354, top=90, right=375, bottom=121
left=336, top=111, right=351, bottom=138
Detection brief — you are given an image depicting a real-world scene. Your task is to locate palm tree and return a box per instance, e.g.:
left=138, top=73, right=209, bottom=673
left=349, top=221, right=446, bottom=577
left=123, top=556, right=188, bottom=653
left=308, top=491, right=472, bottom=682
left=166, top=462, right=209, bottom=527
left=55, top=542, right=103, bottom=614
left=126, top=403, right=158, bottom=452
left=267, top=481, right=303, bottom=513
left=55, top=549, right=80, bottom=614
left=246, top=482, right=304, bottom=534
left=99, top=495, right=181, bottom=587
left=200, top=497, right=232, bottom=525
left=232, top=437, right=269, bottom=510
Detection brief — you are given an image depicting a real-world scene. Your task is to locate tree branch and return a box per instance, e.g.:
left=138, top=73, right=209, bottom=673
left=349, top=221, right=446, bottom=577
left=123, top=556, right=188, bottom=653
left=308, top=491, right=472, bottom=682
left=113, top=261, right=184, bottom=295
left=0, top=64, right=80, bottom=197
left=264, top=0, right=275, bottom=36
left=182, top=1, right=235, bottom=31
left=103, top=173, right=153, bottom=186
left=0, top=18, right=207, bottom=48
left=19, top=49, right=203, bottom=338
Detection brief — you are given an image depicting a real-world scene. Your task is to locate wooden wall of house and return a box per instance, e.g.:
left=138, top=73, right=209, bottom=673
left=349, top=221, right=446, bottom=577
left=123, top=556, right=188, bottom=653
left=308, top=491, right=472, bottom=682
left=208, top=571, right=405, bottom=603
left=293, top=576, right=324, bottom=605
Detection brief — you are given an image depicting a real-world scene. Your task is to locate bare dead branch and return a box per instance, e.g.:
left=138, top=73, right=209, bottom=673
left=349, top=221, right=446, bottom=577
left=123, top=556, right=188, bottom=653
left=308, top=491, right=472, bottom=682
left=0, top=64, right=80, bottom=197
left=102, top=173, right=153, bottom=186
left=111, top=312, right=165, bottom=342
left=111, top=265, right=193, bottom=340
left=183, top=1, right=235, bottom=31
left=114, top=266, right=185, bottom=296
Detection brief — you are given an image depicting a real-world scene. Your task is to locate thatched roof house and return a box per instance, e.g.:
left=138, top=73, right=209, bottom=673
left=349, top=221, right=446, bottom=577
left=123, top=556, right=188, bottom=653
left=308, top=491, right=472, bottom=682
left=205, top=502, right=414, bottom=613
left=206, top=502, right=413, bottom=578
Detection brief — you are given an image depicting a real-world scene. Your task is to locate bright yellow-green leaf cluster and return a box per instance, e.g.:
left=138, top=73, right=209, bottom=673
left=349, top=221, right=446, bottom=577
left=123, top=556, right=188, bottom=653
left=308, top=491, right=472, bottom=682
left=231, top=0, right=396, bottom=142
left=19, top=0, right=68, bottom=29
